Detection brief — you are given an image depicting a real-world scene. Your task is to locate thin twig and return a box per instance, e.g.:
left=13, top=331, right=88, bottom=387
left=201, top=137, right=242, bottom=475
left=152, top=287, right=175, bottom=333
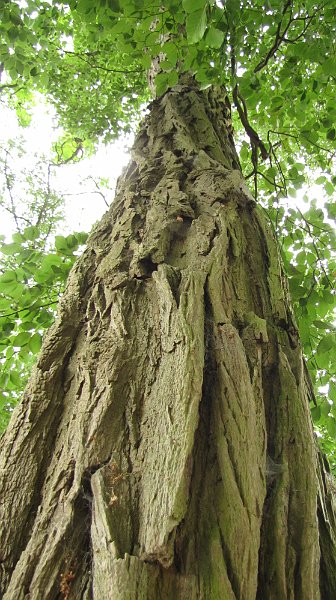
left=59, top=49, right=144, bottom=74
left=254, top=0, right=292, bottom=73
left=254, top=2, right=327, bottom=73
left=3, top=149, right=21, bottom=232
left=0, top=299, right=59, bottom=320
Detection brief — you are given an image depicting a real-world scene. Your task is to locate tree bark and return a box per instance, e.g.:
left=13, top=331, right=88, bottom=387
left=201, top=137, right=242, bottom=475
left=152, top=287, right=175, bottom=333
left=1, top=80, right=336, bottom=599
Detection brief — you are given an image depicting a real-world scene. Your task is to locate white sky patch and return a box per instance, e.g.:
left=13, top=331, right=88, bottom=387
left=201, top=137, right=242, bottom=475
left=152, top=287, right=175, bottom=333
left=60, top=35, right=74, bottom=52
left=0, top=97, right=132, bottom=238
left=58, top=141, right=132, bottom=233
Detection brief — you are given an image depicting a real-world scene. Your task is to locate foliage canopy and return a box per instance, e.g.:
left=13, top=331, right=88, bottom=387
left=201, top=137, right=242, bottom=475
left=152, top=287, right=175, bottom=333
left=0, top=0, right=335, bottom=464
left=0, top=138, right=88, bottom=430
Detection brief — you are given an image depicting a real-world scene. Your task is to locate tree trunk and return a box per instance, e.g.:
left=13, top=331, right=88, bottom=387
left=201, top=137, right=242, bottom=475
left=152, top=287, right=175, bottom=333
left=1, top=80, right=336, bottom=600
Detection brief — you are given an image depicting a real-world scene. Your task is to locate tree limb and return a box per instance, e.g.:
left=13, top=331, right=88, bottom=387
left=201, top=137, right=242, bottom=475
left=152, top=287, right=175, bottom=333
left=232, top=85, right=268, bottom=161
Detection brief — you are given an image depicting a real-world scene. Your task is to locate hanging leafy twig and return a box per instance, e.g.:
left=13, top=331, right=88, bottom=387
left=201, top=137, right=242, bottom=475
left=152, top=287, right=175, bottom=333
left=254, top=1, right=327, bottom=73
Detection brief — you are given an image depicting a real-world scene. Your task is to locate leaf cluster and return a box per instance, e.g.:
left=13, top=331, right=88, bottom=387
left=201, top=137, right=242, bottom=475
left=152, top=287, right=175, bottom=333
left=0, top=227, right=88, bottom=432
left=264, top=195, right=336, bottom=468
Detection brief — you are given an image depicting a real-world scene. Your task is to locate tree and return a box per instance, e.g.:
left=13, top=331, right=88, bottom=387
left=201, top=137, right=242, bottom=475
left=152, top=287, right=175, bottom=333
left=0, top=1, right=336, bottom=598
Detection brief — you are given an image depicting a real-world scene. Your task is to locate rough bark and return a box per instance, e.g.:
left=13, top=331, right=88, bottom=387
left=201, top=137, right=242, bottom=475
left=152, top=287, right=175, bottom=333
left=1, top=80, right=336, bottom=599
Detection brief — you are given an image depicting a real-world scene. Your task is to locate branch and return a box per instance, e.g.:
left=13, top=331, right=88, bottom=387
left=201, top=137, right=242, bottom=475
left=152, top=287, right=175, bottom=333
left=283, top=2, right=328, bottom=43
left=268, top=128, right=336, bottom=161
left=0, top=82, right=18, bottom=92
left=3, top=149, right=21, bottom=232
left=62, top=189, right=110, bottom=207
left=34, top=162, right=54, bottom=237
left=0, top=299, right=59, bottom=320
left=254, top=1, right=327, bottom=73
left=232, top=84, right=268, bottom=160
left=51, top=139, right=83, bottom=166
left=253, top=169, right=286, bottom=192
left=254, top=0, right=292, bottom=73
left=0, top=203, right=31, bottom=227
left=283, top=13, right=317, bottom=43
left=84, top=175, right=110, bottom=207
left=0, top=64, right=20, bottom=92
left=58, top=48, right=144, bottom=75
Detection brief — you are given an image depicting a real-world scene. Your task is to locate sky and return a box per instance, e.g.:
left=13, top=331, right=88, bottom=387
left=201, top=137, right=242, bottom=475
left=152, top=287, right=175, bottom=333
left=0, top=96, right=133, bottom=239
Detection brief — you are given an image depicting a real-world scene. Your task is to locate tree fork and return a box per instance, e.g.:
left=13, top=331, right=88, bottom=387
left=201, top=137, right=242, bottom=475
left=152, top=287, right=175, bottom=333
left=0, top=80, right=336, bottom=599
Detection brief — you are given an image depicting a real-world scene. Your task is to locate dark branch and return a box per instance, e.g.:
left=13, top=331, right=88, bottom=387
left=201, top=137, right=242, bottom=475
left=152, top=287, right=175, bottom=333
left=254, top=0, right=292, bottom=73
left=232, top=85, right=268, bottom=160
left=254, top=1, right=327, bottom=73
left=0, top=300, right=59, bottom=320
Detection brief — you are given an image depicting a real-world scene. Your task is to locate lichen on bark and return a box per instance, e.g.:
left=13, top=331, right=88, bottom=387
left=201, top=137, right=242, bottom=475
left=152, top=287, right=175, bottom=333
left=0, top=79, right=336, bottom=599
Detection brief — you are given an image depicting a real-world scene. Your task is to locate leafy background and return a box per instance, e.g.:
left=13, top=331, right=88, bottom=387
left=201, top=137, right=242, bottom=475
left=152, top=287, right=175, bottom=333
left=0, top=0, right=335, bottom=468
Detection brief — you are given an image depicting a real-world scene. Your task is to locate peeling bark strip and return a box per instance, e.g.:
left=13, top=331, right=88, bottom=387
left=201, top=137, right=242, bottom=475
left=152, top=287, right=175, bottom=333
left=1, top=80, right=336, bottom=599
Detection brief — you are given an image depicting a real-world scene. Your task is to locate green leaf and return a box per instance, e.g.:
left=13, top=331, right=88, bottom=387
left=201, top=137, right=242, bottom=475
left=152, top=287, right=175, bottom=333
left=327, top=128, right=336, bottom=141
left=155, top=72, right=172, bottom=97
left=9, top=371, right=21, bottom=387
left=326, top=417, right=336, bottom=438
left=322, top=58, right=336, bottom=77
left=205, top=27, right=224, bottom=49
left=107, top=0, right=120, bottom=11
left=316, top=333, right=336, bottom=354
left=0, top=271, right=17, bottom=284
left=168, top=70, right=178, bottom=87
left=330, top=382, right=336, bottom=403
left=13, top=332, right=31, bottom=347
left=324, top=181, right=334, bottom=196
left=76, top=0, right=96, bottom=14
left=23, top=226, right=40, bottom=240
left=66, top=234, right=79, bottom=248
left=20, top=321, right=37, bottom=331
left=12, top=232, right=25, bottom=243
left=321, top=401, right=331, bottom=418
left=29, top=333, right=42, bottom=353
left=182, top=0, right=207, bottom=13
left=313, top=320, right=335, bottom=331
left=0, top=243, right=22, bottom=256
left=186, top=7, right=207, bottom=44
left=325, top=202, right=336, bottom=220
left=311, top=405, right=321, bottom=423
left=55, top=235, right=69, bottom=251
left=161, top=41, right=178, bottom=66
left=76, top=232, right=89, bottom=245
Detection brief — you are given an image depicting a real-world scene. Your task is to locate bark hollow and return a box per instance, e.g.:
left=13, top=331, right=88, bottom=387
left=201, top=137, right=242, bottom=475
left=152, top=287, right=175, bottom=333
left=1, top=80, right=336, bottom=599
